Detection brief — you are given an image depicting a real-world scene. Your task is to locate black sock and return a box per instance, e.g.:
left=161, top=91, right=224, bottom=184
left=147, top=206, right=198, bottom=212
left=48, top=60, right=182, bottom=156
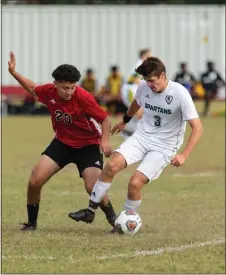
left=27, top=204, right=39, bottom=224
left=100, top=200, right=116, bottom=220
left=88, top=200, right=100, bottom=213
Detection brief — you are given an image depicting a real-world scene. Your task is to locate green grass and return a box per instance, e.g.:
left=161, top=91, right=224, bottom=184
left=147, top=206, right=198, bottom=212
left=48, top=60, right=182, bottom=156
left=2, top=101, right=225, bottom=273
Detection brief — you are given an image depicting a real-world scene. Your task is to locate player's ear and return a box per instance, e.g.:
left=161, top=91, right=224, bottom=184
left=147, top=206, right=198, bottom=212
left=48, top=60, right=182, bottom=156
left=160, top=72, right=165, bottom=79
left=53, top=80, right=57, bottom=86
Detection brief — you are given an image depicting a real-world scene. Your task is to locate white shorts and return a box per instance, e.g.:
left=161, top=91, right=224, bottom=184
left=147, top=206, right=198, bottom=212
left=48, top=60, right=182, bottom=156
left=115, top=135, right=176, bottom=181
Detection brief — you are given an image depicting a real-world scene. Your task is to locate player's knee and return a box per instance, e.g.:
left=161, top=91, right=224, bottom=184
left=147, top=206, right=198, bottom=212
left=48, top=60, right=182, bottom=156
left=104, top=160, right=120, bottom=176
left=28, top=176, right=44, bottom=191
left=129, top=178, right=143, bottom=193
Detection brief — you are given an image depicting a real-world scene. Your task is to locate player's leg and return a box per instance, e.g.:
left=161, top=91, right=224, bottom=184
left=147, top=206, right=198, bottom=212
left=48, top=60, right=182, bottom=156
left=203, top=90, right=211, bottom=116
left=22, top=138, right=71, bottom=230
left=69, top=136, right=146, bottom=224
left=69, top=152, right=127, bottom=224
left=81, top=167, right=116, bottom=227
left=124, top=170, right=149, bottom=211
left=124, top=150, right=172, bottom=211
left=90, top=135, right=147, bottom=208
left=22, top=155, right=61, bottom=230
left=68, top=144, right=122, bottom=225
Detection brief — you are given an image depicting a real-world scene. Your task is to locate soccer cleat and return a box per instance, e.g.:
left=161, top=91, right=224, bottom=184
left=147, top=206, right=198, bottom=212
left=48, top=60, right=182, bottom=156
left=20, top=222, right=37, bottom=231
left=68, top=209, right=95, bottom=224
left=109, top=227, right=117, bottom=234
left=106, top=215, right=116, bottom=227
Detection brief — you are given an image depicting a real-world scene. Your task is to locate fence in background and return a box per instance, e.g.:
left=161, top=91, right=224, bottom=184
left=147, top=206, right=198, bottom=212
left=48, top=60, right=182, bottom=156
left=2, top=5, right=225, bottom=93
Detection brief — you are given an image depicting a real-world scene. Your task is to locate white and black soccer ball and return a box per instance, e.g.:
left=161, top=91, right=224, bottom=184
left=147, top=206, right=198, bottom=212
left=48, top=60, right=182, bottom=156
left=114, top=210, right=142, bottom=235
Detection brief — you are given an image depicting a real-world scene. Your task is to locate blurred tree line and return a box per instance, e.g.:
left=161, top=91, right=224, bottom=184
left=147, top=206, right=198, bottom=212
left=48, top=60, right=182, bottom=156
left=3, top=0, right=225, bottom=4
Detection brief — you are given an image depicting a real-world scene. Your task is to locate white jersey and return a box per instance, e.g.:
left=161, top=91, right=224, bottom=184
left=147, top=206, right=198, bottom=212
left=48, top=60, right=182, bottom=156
left=134, top=80, right=199, bottom=152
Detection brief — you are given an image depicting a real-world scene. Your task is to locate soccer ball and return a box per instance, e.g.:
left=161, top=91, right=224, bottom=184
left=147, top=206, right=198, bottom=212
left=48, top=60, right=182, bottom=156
left=114, top=210, right=142, bottom=235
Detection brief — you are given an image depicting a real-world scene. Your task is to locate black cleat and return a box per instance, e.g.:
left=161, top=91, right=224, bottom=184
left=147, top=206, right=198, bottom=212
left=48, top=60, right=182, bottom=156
left=20, top=222, right=37, bottom=231
left=106, top=215, right=116, bottom=228
left=109, top=227, right=117, bottom=234
left=68, top=209, right=95, bottom=224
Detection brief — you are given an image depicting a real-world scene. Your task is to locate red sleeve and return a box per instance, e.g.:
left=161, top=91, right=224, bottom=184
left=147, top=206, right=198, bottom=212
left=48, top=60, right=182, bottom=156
left=79, top=89, right=108, bottom=122
left=34, top=84, right=53, bottom=104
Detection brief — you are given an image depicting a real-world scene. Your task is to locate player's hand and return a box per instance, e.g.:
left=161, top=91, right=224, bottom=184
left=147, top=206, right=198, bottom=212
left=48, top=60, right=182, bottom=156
left=111, top=121, right=126, bottom=135
left=8, top=51, right=16, bottom=73
left=171, top=154, right=186, bottom=167
left=100, top=138, right=112, bottom=158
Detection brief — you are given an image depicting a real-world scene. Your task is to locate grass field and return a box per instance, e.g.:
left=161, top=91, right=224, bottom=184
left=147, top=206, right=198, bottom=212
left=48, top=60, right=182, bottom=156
left=1, top=101, right=225, bottom=274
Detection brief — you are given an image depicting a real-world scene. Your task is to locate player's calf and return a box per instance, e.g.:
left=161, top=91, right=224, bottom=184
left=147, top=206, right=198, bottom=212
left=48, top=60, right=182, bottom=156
left=100, top=200, right=116, bottom=227
left=127, top=177, right=143, bottom=201
left=22, top=180, right=42, bottom=230
left=128, top=171, right=146, bottom=195
left=22, top=174, right=48, bottom=231
left=124, top=171, right=148, bottom=211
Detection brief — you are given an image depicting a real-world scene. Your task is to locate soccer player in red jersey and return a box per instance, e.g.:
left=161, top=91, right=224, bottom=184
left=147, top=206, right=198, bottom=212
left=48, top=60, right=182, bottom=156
left=8, top=52, right=116, bottom=231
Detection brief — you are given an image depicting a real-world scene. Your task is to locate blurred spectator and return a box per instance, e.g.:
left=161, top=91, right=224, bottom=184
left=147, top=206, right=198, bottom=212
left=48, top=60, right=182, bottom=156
left=135, top=48, right=152, bottom=70
left=200, top=61, right=225, bottom=116
left=6, top=95, right=26, bottom=114
left=174, top=62, right=197, bottom=97
left=80, top=68, right=98, bottom=96
left=128, top=48, right=151, bottom=83
left=121, top=73, right=141, bottom=108
left=101, top=65, right=127, bottom=115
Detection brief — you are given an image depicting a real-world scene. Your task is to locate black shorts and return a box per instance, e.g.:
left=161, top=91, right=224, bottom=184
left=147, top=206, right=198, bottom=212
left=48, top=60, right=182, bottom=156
left=42, top=138, right=103, bottom=177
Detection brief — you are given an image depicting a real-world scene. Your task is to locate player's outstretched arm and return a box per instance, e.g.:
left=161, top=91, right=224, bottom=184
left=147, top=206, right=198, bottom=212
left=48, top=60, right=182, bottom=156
left=127, top=99, right=141, bottom=117
left=8, top=52, right=37, bottom=98
left=135, top=107, right=144, bottom=120
left=182, top=118, right=203, bottom=158
left=171, top=118, right=203, bottom=167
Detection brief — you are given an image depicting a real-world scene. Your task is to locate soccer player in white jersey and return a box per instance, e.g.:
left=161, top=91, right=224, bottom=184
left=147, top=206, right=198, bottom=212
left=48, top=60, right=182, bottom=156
left=69, top=57, right=203, bottom=226
left=120, top=73, right=143, bottom=139
left=128, top=48, right=152, bottom=80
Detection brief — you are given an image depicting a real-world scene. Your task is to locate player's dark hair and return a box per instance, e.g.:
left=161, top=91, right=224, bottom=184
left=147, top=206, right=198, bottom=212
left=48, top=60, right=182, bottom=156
left=86, top=68, right=93, bottom=74
left=207, top=61, right=214, bottom=70
left=52, top=64, right=81, bottom=83
left=111, top=66, right=118, bottom=72
left=136, top=57, right=166, bottom=78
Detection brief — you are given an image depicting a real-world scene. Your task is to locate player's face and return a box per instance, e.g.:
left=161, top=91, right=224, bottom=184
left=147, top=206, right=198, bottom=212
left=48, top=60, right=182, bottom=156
left=54, top=81, right=76, bottom=100
left=144, top=73, right=166, bottom=92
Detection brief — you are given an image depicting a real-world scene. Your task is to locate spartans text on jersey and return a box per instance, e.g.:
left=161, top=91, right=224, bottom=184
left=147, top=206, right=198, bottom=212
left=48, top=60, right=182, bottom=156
left=145, top=103, right=172, bottom=115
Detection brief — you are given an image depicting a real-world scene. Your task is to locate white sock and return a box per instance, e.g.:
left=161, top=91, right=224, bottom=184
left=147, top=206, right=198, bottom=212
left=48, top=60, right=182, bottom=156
left=90, top=180, right=112, bottom=203
left=124, top=199, right=142, bottom=211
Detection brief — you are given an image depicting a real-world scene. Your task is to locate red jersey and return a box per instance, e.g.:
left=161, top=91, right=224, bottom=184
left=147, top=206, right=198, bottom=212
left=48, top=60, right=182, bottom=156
left=34, top=84, right=107, bottom=148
